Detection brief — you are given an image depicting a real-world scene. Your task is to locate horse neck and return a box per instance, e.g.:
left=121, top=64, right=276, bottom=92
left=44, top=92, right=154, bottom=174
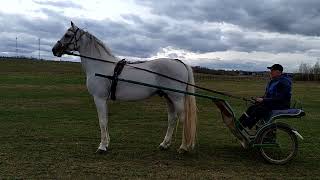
left=78, top=37, right=118, bottom=75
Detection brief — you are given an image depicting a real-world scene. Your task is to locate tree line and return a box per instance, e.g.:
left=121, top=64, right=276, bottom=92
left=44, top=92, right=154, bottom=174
left=192, top=66, right=265, bottom=76
left=295, top=61, right=320, bottom=81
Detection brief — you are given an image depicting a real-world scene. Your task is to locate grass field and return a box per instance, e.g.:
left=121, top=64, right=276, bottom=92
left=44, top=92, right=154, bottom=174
left=0, top=59, right=319, bottom=179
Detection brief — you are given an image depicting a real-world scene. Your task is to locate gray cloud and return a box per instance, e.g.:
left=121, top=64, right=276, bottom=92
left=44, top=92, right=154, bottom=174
left=33, top=0, right=83, bottom=9
left=115, top=14, right=320, bottom=55
left=1, top=1, right=319, bottom=71
left=135, top=0, right=320, bottom=36
left=0, top=9, right=68, bottom=58
left=1, top=9, right=318, bottom=59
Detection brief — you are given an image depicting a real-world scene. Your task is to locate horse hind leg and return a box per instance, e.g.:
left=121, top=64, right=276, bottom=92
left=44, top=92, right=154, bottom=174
left=177, top=110, right=188, bottom=153
left=173, top=98, right=190, bottom=153
left=159, top=97, right=178, bottom=150
left=159, top=96, right=189, bottom=153
left=93, top=96, right=110, bottom=153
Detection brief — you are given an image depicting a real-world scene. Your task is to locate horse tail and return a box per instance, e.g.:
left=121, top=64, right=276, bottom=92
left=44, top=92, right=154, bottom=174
left=183, top=65, right=198, bottom=150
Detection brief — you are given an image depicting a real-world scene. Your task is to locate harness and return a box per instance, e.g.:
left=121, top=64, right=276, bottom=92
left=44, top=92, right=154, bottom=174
left=66, top=50, right=251, bottom=102
left=110, top=59, right=127, bottom=100
left=108, top=59, right=170, bottom=100
left=59, top=27, right=251, bottom=102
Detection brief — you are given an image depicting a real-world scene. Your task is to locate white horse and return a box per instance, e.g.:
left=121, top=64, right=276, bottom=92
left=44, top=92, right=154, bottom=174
left=52, top=22, right=197, bottom=153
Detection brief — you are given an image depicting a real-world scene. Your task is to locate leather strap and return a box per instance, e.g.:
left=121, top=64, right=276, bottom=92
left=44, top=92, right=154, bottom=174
left=110, top=59, right=127, bottom=100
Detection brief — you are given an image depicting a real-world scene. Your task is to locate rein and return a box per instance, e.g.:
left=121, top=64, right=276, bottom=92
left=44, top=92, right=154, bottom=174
left=64, top=51, right=251, bottom=102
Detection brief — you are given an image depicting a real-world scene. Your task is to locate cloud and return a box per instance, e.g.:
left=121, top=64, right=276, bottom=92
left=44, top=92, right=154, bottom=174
left=135, top=0, right=320, bottom=36
left=109, top=14, right=320, bottom=56
left=0, top=9, right=68, bottom=58
left=1, top=0, right=319, bottom=72
left=33, top=0, right=83, bottom=9
left=149, top=46, right=317, bottom=72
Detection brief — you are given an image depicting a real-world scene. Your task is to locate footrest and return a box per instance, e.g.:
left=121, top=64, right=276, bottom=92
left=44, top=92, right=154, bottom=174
left=270, top=109, right=305, bottom=120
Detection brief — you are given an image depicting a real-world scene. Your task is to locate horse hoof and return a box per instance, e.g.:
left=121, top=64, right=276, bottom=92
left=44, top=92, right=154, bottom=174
left=177, top=148, right=188, bottom=154
left=159, top=145, right=169, bottom=151
left=96, top=149, right=107, bottom=154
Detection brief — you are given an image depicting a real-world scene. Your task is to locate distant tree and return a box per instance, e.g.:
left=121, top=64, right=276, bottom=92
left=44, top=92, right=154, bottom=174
left=313, top=61, right=320, bottom=80
left=313, top=61, right=320, bottom=74
left=298, top=62, right=310, bottom=80
left=298, top=63, right=309, bottom=74
left=296, top=61, right=320, bottom=81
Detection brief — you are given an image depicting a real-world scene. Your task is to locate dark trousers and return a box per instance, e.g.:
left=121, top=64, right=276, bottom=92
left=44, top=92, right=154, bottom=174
left=239, top=103, right=271, bottom=129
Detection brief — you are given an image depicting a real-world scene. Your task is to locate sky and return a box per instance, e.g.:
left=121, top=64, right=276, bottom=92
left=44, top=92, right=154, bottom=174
left=1, top=0, right=320, bottom=72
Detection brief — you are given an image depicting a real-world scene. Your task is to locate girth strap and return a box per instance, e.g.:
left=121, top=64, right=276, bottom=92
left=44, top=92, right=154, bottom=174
left=110, top=59, right=127, bottom=100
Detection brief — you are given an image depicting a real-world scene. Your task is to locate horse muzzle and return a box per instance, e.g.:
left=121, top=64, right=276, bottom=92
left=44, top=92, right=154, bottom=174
left=52, top=41, right=64, bottom=57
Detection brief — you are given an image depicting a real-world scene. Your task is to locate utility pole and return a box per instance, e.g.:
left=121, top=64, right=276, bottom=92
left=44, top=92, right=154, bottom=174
left=38, top=38, right=40, bottom=60
left=16, top=37, right=18, bottom=57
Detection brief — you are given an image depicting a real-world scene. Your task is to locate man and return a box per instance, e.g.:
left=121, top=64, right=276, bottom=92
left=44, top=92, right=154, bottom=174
left=239, top=64, right=292, bottom=129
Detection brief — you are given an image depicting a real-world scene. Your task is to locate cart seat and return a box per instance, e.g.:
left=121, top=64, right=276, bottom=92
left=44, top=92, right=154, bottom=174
left=268, top=109, right=305, bottom=122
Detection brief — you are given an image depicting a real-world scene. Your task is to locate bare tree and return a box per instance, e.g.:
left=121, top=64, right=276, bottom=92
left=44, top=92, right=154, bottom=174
left=313, top=61, right=320, bottom=80
left=297, top=61, right=320, bottom=81
left=298, top=62, right=310, bottom=80
left=313, top=61, right=320, bottom=74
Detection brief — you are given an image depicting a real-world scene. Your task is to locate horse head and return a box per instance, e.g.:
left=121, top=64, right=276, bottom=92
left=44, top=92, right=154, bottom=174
left=52, top=21, right=84, bottom=57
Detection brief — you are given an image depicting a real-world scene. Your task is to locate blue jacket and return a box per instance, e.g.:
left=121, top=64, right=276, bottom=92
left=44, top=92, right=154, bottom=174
left=263, top=74, right=292, bottom=110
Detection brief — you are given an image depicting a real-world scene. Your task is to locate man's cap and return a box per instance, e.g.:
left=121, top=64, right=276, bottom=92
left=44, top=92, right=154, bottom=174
left=267, top=64, right=283, bottom=72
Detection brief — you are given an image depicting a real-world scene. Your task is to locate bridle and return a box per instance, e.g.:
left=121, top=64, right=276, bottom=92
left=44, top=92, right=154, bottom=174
left=56, top=27, right=85, bottom=54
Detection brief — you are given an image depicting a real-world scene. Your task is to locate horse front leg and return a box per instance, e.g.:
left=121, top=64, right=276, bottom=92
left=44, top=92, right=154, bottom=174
left=94, top=96, right=110, bottom=153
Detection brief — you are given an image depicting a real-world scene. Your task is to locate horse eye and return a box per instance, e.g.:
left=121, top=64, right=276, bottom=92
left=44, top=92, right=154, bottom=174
left=65, top=34, right=72, bottom=38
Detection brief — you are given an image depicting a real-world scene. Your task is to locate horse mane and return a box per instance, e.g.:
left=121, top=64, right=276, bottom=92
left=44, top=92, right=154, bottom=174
left=85, top=31, right=115, bottom=58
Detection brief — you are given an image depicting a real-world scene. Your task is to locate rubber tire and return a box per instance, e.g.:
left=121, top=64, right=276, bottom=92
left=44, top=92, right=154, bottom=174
left=258, top=123, right=298, bottom=165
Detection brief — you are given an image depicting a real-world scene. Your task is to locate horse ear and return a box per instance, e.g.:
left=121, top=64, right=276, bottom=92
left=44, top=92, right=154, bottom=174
left=71, top=21, right=74, bottom=27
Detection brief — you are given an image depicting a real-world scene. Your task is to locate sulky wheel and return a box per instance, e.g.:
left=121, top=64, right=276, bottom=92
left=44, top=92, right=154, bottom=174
left=257, top=123, right=298, bottom=165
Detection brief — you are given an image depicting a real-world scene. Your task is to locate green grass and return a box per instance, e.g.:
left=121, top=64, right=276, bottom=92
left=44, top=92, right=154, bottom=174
left=0, top=59, right=319, bottom=179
